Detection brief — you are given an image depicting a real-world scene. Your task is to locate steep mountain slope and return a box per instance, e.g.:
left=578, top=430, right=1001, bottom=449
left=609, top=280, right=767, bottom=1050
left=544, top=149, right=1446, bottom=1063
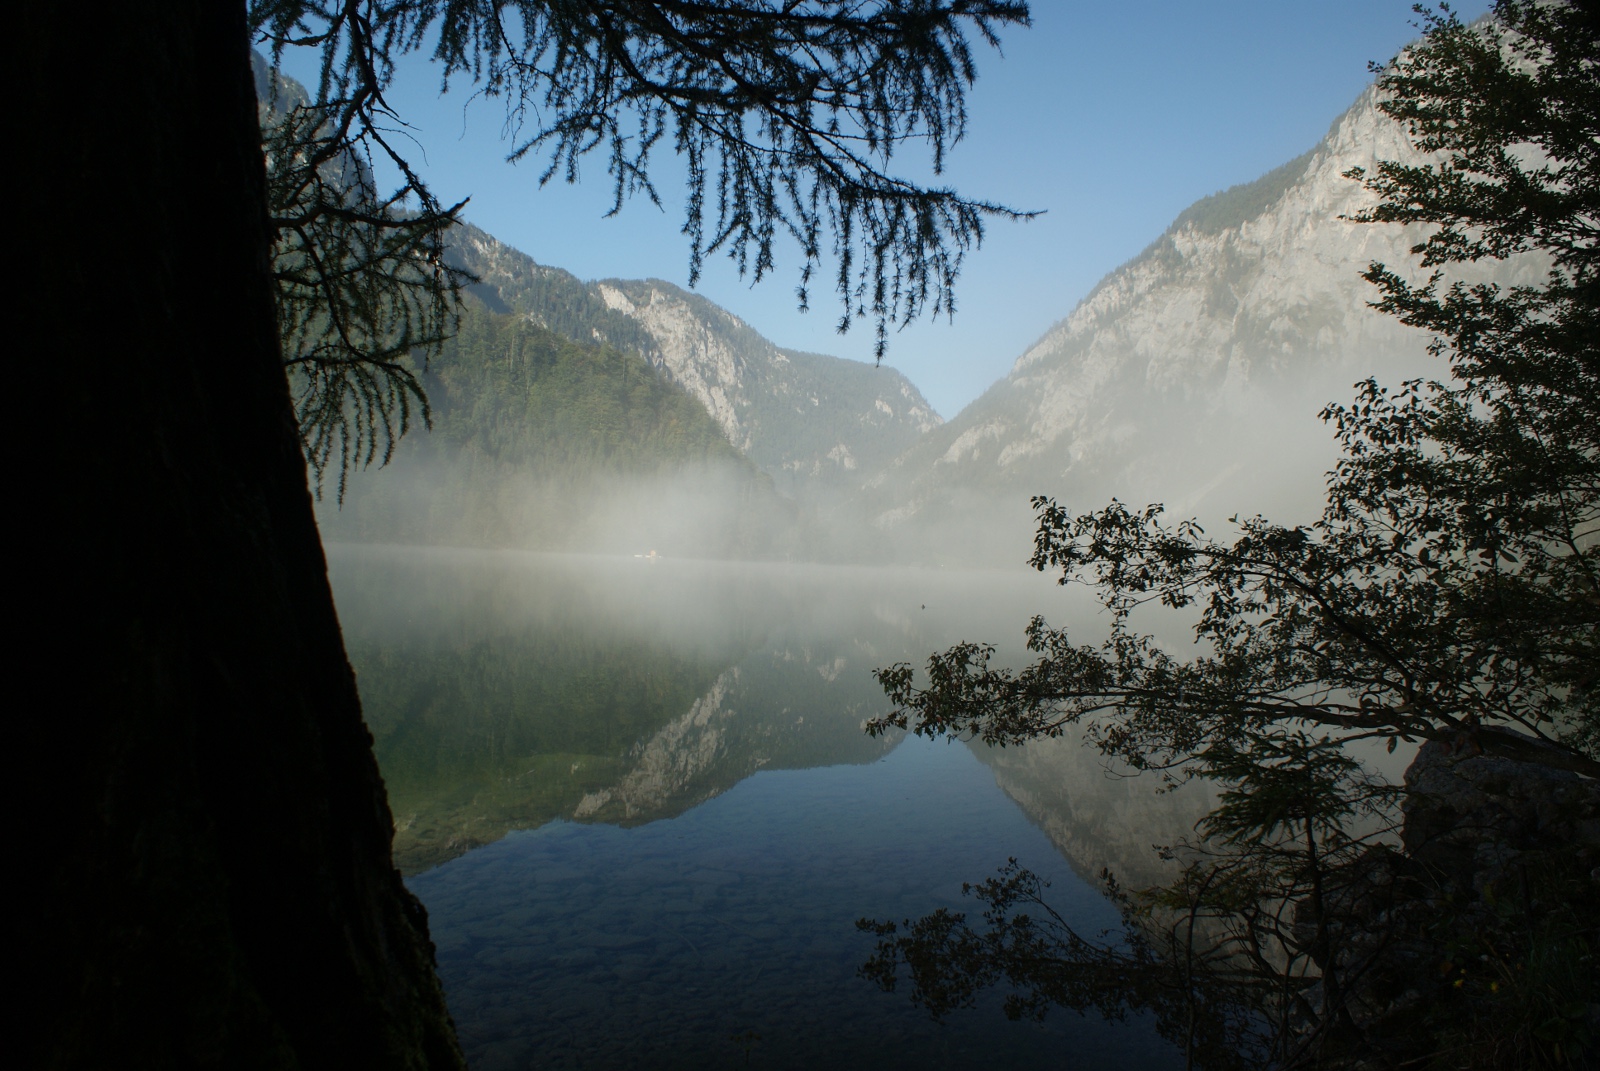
left=256, top=46, right=937, bottom=559
left=319, top=304, right=799, bottom=557
left=868, top=82, right=1543, bottom=564
left=448, top=225, right=941, bottom=496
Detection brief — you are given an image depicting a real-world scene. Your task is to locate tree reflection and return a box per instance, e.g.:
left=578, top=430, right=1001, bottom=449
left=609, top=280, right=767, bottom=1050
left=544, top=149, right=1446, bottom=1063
left=860, top=734, right=1408, bottom=1070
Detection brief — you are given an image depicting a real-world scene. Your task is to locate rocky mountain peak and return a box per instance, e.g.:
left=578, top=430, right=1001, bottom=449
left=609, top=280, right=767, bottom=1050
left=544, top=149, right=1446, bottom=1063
left=865, top=73, right=1545, bottom=562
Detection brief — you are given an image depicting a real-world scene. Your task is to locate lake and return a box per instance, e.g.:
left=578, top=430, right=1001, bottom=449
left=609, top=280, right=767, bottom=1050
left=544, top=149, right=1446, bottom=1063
left=329, top=546, right=1207, bottom=1070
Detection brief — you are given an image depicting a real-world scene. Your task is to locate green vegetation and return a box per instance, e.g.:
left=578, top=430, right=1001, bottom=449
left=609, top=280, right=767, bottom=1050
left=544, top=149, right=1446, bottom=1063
left=321, top=302, right=794, bottom=554
left=421, top=306, right=742, bottom=475
left=448, top=226, right=944, bottom=499
left=862, top=4, right=1598, bottom=1067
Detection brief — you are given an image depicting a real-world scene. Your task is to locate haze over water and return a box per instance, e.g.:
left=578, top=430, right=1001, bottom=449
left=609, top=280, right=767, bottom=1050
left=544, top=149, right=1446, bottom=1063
left=330, top=546, right=1200, bottom=1069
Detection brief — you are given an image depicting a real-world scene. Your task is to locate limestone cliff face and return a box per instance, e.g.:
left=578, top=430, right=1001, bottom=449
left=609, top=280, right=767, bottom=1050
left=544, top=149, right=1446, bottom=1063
left=446, top=226, right=940, bottom=496
left=596, top=283, right=751, bottom=447
left=869, top=81, right=1543, bottom=558
left=593, top=279, right=941, bottom=494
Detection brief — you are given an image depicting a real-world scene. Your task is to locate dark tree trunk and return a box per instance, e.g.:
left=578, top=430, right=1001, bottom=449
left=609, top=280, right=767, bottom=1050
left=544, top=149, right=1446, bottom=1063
left=14, top=3, right=463, bottom=1067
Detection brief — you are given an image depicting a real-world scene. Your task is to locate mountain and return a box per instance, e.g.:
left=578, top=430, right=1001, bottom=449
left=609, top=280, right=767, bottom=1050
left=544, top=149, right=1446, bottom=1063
left=318, top=303, right=799, bottom=557
left=252, top=45, right=938, bottom=559
left=447, top=224, right=941, bottom=497
left=865, top=81, right=1544, bottom=564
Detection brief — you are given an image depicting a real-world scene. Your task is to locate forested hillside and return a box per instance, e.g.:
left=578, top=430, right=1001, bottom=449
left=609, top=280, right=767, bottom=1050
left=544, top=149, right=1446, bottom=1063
left=448, top=225, right=940, bottom=496
left=319, top=304, right=800, bottom=557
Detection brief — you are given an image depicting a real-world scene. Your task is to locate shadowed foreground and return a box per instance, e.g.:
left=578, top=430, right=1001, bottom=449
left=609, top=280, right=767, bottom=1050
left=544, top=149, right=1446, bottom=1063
left=15, top=3, right=462, bottom=1067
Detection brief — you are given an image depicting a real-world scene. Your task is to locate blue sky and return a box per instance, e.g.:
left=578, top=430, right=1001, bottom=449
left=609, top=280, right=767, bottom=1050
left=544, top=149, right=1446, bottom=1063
left=271, top=1, right=1489, bottom=418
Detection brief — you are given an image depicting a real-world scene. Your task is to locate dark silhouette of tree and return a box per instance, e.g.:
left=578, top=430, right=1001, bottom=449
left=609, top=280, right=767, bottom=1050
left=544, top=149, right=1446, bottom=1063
left=872, top=0, right=1598, bottom=789
left=15, top=1, right=1029, bottom=1066
left=252, top=0, right=1034, bottom=492
left=258, top=72, right=470, bottom=498
left=862, top=3, right=1598, bottom=1067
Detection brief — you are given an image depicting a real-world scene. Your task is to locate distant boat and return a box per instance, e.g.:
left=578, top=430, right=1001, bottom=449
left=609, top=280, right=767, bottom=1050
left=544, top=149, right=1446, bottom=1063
left=631, top=550, right=661, bottom=563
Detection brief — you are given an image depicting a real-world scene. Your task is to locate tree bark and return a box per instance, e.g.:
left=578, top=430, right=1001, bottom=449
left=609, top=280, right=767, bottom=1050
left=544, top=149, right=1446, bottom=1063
left=13, top=3, right=464, bottom=1067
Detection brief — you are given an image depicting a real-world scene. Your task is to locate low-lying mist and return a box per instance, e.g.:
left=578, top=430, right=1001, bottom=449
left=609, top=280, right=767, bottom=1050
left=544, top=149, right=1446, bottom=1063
left=864, top=359, right=1403, bottom=572
left=319, top=456, right=807, bottom=560
left=317, top=332, right=1438, bottom=578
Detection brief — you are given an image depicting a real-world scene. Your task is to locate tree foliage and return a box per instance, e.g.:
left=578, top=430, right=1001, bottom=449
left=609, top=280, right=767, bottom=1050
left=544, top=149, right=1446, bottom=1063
left=249, top=1, right=1034, bottom=490
left=258, top=66, right=470, bottom=496
left=863, top=3, right=1599, bottom=1067
left=870, top=0, right=1599, bottom=779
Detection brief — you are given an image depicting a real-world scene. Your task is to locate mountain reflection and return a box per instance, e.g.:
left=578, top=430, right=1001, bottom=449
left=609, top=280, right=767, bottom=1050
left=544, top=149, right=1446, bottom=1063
left=976, top=736, right=1213, bottom=892
left=327, top=546, right=1209, bottom=889
left=329, top=548, right=924, bottom=873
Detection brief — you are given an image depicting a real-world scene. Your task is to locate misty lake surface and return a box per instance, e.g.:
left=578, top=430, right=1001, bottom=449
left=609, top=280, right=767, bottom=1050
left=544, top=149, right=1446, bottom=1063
left=328, top=546, right=1190, bottom=1071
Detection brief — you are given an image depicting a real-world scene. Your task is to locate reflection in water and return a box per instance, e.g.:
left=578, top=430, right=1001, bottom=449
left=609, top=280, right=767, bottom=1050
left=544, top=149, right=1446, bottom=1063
left=978, top=737, right=1214, bottom=893
left=333, top=548, right=915, bottom=873
left=412, top=738, right=1182, bottom=1071
left=328, top=547, right=1191, bottom=1068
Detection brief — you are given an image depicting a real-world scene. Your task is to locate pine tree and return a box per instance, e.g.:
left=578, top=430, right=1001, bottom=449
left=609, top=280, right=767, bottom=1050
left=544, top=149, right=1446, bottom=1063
left=252, top=0, right=1035, bottom=492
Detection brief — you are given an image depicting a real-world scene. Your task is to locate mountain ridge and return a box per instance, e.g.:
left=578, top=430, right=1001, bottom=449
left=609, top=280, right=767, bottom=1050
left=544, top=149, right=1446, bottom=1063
left=446, top=225, right=942, bottom=498
left=862, top=77, right=1542, bottom=564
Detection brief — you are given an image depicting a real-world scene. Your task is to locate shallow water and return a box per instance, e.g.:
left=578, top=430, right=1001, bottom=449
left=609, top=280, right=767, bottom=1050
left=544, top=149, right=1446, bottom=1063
left=329, top=547, right=1187, bottom=1070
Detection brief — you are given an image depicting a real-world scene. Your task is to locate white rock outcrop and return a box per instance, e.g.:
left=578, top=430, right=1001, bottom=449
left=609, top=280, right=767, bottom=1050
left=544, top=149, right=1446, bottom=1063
left=874, top=79, right=1543, bottom=550
left=593, top=279, right=943, bottom=493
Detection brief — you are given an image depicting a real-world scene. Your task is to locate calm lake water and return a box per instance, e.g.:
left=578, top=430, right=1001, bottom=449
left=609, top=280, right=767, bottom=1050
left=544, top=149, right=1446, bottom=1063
left=329, top=546, right=1200, bottom=1071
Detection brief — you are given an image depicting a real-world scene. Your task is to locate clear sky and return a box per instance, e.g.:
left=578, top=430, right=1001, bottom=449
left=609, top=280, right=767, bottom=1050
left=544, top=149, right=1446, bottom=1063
left=273, top=1, right=1490, bottom=419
